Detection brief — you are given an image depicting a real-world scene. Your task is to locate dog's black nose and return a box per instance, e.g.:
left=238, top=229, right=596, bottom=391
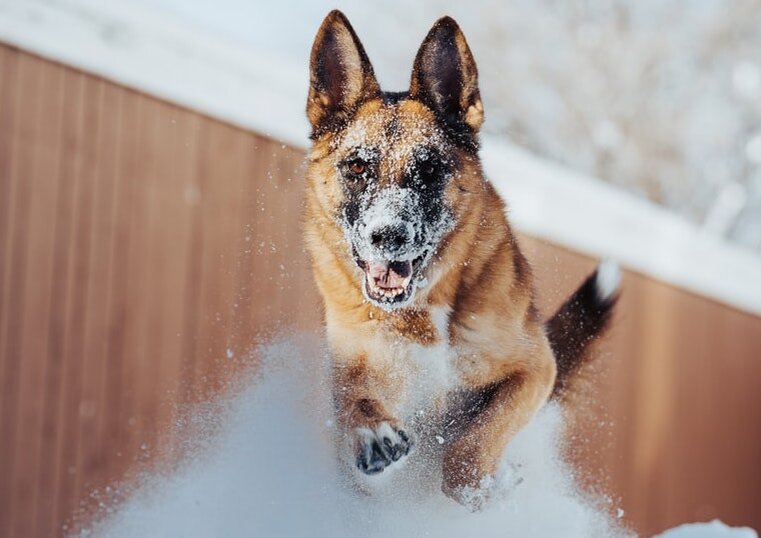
left=370, top=224, right=410, bottom=252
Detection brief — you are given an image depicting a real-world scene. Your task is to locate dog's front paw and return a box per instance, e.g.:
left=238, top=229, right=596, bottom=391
left=355, top=421, right=413, bottom=475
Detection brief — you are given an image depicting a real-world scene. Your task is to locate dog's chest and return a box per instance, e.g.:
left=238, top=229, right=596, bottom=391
left=381, top=306, right=459, bottom=420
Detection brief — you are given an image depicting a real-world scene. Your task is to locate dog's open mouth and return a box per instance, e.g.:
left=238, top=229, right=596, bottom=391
left=356, top=253, right=427, bottom=306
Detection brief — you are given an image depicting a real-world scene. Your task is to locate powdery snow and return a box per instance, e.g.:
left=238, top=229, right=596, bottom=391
left=656, top=520, right=758, bottom=538
left=72, top=335, right=756, bottom=537
left=75, top=334, right=628, bottom=538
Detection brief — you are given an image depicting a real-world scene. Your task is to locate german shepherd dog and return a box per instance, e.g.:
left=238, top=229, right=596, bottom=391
left=304, top=10, right=619, bottom=506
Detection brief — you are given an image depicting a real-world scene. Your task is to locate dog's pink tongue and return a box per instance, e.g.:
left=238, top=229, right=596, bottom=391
left=367, top=260, right=412, bottom=288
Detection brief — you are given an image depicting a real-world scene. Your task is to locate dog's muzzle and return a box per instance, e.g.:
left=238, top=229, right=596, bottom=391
left=348, top=187, right=435, bottom=308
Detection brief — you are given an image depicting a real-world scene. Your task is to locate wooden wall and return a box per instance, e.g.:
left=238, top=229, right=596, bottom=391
left=1, top=45, right=759, bottom=537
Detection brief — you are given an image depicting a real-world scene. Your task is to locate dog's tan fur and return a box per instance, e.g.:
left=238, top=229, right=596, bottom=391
left=304, top=11, right=614, bottom=504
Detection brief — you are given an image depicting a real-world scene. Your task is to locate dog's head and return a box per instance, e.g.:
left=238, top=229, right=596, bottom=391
left=306, top=11, right=484, bottom=310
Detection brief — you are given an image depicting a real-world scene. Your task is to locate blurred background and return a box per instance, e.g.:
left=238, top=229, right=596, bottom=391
left=134, top=0, right=761, bottom=251
left=0, top=0, right=760, bottom=536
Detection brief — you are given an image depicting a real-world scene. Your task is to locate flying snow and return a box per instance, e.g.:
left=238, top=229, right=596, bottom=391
left=74, top=335, right=753, bottom=538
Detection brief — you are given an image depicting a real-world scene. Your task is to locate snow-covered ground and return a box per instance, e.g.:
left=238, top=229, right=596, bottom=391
left=75, top=336, right=755, bottom=538
left=657, top=521, right=758, bottom=538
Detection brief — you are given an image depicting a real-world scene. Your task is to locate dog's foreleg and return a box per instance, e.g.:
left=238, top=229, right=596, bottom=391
left=441, top=351, right=555, bottom=505
left=332, top=359, right=413, bottom=475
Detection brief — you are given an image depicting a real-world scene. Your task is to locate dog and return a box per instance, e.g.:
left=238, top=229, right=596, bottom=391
left=303, top=10, right=619, bottom=506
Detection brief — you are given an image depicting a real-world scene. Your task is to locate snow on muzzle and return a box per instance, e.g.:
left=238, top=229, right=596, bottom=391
left=353, top=189, right=421, bottom=257
left=348, top=187, right=429, bottom=304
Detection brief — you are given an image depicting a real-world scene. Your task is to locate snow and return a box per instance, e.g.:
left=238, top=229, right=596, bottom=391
left=73, top=337, right=756, bottom=537
left=348, top=184, right=451, bottom=262
left=75, top=335, right=630, bottom=538
left=595, top=259, right=622, bottom=302
left=656, top=520, right=758, bottom=538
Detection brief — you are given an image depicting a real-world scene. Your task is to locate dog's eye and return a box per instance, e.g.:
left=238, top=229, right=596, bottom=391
left=348, top=160, right=366, bottom=175
left=417, top=157, right=440, bottom=182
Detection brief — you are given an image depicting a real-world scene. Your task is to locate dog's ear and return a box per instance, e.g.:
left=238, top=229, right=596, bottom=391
left=307, top=10, right=380, bottom=138
left=410, top=17, right=484, bottom=135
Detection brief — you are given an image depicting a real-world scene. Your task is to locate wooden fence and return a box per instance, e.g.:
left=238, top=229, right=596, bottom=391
left=1, top=45, right=760, bottom=537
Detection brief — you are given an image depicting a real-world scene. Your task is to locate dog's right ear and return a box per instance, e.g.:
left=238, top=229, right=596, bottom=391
left=307, top=11, right=380, bottom=138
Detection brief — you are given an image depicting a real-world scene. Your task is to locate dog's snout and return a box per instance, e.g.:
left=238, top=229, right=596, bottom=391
left=370, top=224, right=411, bottom=252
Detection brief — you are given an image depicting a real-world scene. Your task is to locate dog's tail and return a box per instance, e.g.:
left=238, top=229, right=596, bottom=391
left=546, top=259, right=621, bottom=398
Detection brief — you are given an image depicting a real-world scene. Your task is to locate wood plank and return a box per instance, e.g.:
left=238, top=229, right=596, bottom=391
left=47, top=68, right=88, bottom=538
left=117, top=94, right=160, bottom=465
left=25, top=59, right=68, bottom=538
left=54, top=70, right=99, bottom=535
left=0, top=46, right=19, bottom=333
left=111, top=90, right=142, bottom=464
left=151, top=105, right=201, bottom=456
left=0, top=51, right=43, bottom=538
left=93, top=83, right=131, bottom=518
left=132, top=96, right=166, bottom=463
left=72, top=76, right=113, bottom=518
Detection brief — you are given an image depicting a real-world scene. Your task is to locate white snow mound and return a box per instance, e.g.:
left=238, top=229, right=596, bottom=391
left=75, top=335, right=754, bottom=538
left=656, top=520, right=758, bottom=538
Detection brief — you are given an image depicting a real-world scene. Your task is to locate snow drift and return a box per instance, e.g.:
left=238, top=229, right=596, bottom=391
left=74, top=335, right=753, bottom=538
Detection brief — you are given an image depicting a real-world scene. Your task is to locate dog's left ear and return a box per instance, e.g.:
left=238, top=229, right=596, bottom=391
left=307, top=10, right=380, bottom=138
left=410, top=17, right=484, bottom=134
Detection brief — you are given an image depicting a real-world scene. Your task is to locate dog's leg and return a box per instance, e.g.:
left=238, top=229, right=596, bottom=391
left=441, top=349, right=555, bottom=505
left=333, top=359, right=413, bottom=475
